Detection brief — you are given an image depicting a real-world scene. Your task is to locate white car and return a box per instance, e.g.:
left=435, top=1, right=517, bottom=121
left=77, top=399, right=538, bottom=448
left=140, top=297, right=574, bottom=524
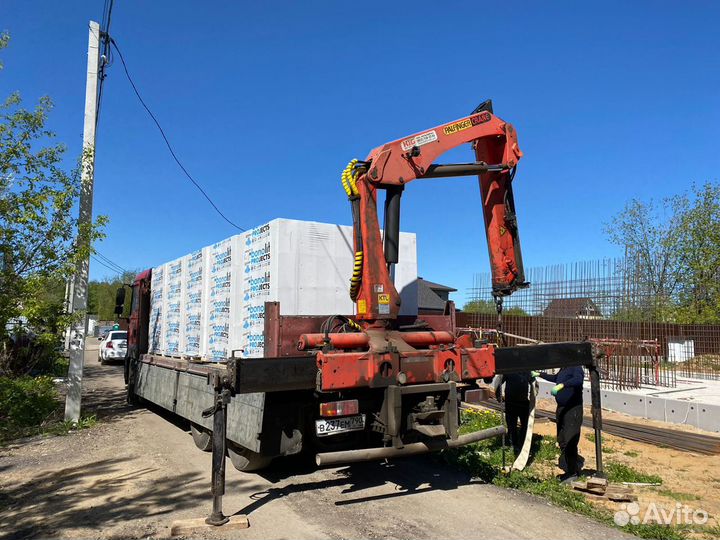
left=98, top=330, right=128, bottom=364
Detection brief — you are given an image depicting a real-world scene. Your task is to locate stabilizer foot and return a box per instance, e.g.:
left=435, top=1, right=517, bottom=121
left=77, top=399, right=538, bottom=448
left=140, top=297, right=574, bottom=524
left=170, top=515, right=248, bottom=536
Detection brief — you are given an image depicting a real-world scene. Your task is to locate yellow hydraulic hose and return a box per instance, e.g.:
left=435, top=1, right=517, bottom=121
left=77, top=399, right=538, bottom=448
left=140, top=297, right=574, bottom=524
left=342, top=159, right=363, bottom=302
left=341, top=159, right=359, bottom=197
left=349, top=250, right=363, bottom=301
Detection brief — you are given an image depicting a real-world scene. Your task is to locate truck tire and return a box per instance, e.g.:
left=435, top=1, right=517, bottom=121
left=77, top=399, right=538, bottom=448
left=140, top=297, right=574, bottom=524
left=190, top=424, right=212, bottom=452
left=227, top=443, right=272, bottom=472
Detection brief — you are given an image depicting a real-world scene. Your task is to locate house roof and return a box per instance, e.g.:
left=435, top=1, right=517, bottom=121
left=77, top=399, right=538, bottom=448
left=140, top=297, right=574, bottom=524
left=417, top=277, right=457, bottom=292
left=543, top=297, right=603, bottom=318
left=417, top=278, right=457, bottom=311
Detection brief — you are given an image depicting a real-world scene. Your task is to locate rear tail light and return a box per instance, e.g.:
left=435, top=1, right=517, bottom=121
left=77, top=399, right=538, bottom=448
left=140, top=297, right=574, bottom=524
left=319, top=399, right=359, bottom=417
left=106, top=342, right=114, bottom=349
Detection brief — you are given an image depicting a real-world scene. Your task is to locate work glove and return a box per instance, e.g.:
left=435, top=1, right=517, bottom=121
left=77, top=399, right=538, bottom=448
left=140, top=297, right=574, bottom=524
left=530, top=371, right=540, bottom=379
left=551, top=383, right=565, bottom=396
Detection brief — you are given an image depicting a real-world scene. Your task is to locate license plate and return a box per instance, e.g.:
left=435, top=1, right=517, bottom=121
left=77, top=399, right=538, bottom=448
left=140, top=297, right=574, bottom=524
left=315, top=414, right=366, bottom=437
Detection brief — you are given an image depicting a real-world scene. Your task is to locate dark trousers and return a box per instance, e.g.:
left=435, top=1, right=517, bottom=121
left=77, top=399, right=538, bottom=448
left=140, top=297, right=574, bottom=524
left=505, top=401, right=530, bottom=453
left=556, top=402, right=583, bottom=475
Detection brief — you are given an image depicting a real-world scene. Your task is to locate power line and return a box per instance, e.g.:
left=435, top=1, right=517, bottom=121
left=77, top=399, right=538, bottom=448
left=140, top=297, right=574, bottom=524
left=95, top=251, right=125, bottom=271
left=91, top=255, right=124, bottom=275
left=95, top=0, right=115, bottom=131
left=109, top=37, right=246, bottom=232
left=95, top=250, right=128, bottom=274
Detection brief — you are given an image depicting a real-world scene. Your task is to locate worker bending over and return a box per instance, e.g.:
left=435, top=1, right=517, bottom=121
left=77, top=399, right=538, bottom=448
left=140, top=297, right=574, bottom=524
left=492, top=371, right=533, bottom=454
left=534, top=366, right=585, bottom=482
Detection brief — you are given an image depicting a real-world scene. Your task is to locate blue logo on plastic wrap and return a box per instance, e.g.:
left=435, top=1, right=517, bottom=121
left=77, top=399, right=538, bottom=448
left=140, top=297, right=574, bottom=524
left=247, top=242, right=270, bottom=265
left=209, top=323, right=229, bottom=340
left=168, top=283, right=181, bottom=299
left=210, top=273, right=231, bottom=297
left=209, top=299, right=230, bottom=322
left=209, top=347, right=226, bottom=361
left=211, top=246, right=231, bottom=270
left=249, top=272, right=271, bottom=292
left=188, top=269, right=202, bottom=285
left=186, top=314, right=201, bottom=332
left=251, top=223, right=270, bottom=240
left=186, top=336, right=200, bottom=353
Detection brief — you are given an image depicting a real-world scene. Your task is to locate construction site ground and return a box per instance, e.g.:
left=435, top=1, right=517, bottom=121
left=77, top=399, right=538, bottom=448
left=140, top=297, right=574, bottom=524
left=0, top=341, right=632, bottom=540
left=533, top=397, right=720, bottom=532
left=4, top=343, right=718, bottom=539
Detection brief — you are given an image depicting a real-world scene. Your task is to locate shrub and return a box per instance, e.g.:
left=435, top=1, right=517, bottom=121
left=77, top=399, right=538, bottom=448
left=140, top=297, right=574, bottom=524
left=0, top=331, right=65, bottom=377
left=0, top=375, right=59, bottom=441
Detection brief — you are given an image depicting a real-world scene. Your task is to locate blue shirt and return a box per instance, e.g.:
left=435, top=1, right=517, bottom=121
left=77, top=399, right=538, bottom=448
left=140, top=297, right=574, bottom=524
left=540, top=366, right=584, bottom=407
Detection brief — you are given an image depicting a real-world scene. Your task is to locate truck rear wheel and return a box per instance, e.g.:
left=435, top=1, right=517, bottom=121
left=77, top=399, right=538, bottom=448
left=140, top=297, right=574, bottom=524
left=190, top=424, right=212, bottom=452
left=227, top=443, right=272, bottom=472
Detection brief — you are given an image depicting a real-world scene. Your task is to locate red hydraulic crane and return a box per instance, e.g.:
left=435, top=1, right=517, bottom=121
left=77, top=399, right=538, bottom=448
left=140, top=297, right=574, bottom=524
left=299, top=100, right=532, bottom=395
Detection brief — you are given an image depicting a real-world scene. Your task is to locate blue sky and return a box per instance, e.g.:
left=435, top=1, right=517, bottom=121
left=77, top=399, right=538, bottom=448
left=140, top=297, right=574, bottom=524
left=3, top=1, right=719, bottom=305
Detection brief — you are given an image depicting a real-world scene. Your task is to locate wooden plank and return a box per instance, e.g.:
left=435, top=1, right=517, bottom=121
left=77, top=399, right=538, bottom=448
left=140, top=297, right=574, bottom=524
left=170, top=515, right=249, bottom=536
left=607, top=492, right=638, bottom=502
left=587, top=477, right=608, bottom=489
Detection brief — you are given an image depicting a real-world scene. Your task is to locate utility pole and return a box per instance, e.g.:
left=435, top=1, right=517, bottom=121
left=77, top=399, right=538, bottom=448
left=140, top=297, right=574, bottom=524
left=65, top=20, right=101, bottom=422
left=63, top=275, right=75, bottom=351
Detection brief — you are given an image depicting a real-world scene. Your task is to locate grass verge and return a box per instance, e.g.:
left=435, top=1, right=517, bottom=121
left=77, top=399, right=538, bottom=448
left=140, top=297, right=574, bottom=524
left=448, top=408, right=716, bottom=540
left=0, top=375, right=97, bottom=444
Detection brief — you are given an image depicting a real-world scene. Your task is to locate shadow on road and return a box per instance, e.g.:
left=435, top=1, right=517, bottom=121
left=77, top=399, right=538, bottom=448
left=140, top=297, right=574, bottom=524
left=76, top=352, right=136, bottom=425
left=237, top=455, right=479, bottom=517
left=0, top=458, right=211, bottom=540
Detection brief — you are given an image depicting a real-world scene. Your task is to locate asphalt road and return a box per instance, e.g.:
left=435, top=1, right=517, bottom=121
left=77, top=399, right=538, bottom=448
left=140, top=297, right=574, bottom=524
left=0, top=342, right=630, bottom=539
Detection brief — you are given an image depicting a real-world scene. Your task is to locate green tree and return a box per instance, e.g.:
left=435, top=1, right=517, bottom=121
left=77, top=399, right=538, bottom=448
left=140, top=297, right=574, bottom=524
left=88, top=271, right=137, bottom=321
left=674, top=183, right=720, bottom=323
left=606, top=182, right=720, bottom=323
left=605, top=196, right=684, bottom=320
left=0, top=33, right=106, bottom=369
left=462, top=299, right=528, bottom=317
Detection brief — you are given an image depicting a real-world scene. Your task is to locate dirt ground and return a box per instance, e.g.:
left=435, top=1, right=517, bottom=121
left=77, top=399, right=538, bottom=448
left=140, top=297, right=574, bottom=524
left=0, top=342, right=630, bottom=540
left=532, top=398, right=720, bottom=530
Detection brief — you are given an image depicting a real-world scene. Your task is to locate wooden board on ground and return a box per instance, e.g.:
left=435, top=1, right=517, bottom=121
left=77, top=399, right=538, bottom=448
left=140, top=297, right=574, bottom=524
left=170, top=515, right=249, bottom=536
left=571, top=479, right=637, bottom=502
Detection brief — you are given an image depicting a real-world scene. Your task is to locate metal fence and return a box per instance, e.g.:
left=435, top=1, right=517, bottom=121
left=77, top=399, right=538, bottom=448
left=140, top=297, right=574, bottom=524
left=463, top=258, right=720, bottom=389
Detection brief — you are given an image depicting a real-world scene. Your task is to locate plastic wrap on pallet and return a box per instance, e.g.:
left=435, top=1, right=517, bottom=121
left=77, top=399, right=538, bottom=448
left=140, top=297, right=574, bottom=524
left=148, top=264, right=165, bottom=354
left=183, top=248, right=206, bottom=358
left=206, top=237, right=234, bottom=361
left=148, top=218, right=418, bottom=361
left=164, top=257, right=184, bottom=356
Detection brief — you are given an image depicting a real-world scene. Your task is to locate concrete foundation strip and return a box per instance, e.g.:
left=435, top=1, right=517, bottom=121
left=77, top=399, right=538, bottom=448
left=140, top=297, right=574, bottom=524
left=464, top=401, right=720, bottom=455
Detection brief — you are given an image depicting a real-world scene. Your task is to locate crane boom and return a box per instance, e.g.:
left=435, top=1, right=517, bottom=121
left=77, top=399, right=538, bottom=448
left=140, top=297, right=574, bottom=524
left=345, top=100, right=528, bottom=323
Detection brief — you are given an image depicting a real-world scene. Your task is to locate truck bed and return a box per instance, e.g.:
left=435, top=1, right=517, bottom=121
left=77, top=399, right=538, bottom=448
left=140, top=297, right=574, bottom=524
left=135, top=354, right=265, bottom=453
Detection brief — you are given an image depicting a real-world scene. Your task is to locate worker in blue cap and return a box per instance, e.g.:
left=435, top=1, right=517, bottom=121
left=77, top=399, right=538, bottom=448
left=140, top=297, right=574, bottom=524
left=533, top=366, right=585, bottom=482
